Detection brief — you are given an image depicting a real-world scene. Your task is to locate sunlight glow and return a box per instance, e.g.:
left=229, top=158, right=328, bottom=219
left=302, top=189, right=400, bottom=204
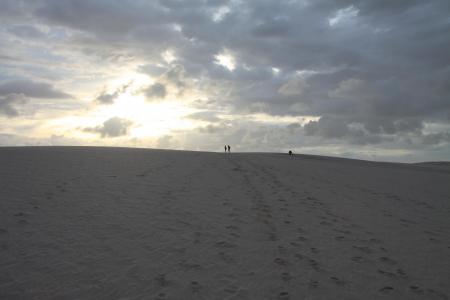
left=49, top=74, right=197, bottom=140
left=162, top=49, right=176, bottom=64
left=105, top=93, right=195, bottom=138
left=214, top=51, right=236, bottom=71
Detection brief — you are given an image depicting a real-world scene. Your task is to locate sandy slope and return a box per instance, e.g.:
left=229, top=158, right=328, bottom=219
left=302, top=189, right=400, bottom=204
left=0, top=147, right=449, bottom=300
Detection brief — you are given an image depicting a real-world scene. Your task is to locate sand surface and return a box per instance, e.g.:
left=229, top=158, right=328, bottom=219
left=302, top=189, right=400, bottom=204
left=0, top=147, right=449, bottom=299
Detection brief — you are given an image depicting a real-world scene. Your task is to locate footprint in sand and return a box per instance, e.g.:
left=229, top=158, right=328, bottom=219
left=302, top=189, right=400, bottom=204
left=378, top=286, right=394, bottom=294
left=269, top=233, right=278, bottom=241
left=155, top=274, right=169, bottom=287
left=190, top=281, right=202, bottom=293
left=429, top=237, right=441, bottom=243
left=308, top=259, right=320, bottom=271
left=294, top=253, right=304, bottom=260
left=379, top=256, right=397, bottom=265
left=330, top=276, right=347, bottom=286
left=396, top=268, right=407, bottom=277
left=215, top=241, right=236, bottom=248
left=378, top=269, right=396, bottom=278
left=154, top=292, right=166, bottom=300
left=277, top=246, right=287, bottom=254
left=426, top=288, right=448, bottom=299
left=310, top=247, right=320, bottom=254
left=281, top=272, right=293, bottom=282
left=274, top=257, right=288, bottom=266
left=351, top=256, right=364, bottom=263
left=226, top=224, right=241, bottom=231
left=219, top=251, right=234, bottom=263
left=223, top=284, right=239, bottom=294
left=320, top=221, right=332, bottom=226
left=353, top=245, right=372, bottom=253
left=277, top=291, right=290, bottom=299
left=334, top=229, right=351, bottom=235
left=410, top=286, right=424, bottom=295
left=308, top=280, right=319, bottom=289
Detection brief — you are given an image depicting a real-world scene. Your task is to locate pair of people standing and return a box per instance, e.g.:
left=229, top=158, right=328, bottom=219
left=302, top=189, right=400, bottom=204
left=224, top=145, right=231, bottom=153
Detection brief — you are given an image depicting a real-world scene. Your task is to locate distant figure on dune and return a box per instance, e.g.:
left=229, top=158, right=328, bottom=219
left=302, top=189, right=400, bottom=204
left=224, top=145, right=227, bottom=153
left=227, top=145, right=231, bottom=153
left=288, top=150, right=293, bottom=155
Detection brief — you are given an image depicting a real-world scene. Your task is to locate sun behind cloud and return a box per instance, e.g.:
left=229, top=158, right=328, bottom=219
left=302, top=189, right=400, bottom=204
left=49, top=72, right=198, bottom=142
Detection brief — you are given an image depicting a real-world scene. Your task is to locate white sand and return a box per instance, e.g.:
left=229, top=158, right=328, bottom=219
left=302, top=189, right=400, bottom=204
left=0, top=147, right=449, bottom=299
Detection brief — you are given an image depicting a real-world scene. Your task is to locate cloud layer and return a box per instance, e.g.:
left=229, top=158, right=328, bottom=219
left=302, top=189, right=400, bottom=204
left=0, top=0, right=449, bottom=161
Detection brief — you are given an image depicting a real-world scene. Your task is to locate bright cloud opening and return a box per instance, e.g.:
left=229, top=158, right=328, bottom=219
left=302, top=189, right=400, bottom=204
left=328, top=5, right=359, bottom=27
left=162, top=50, right=176, bottom=64
left=214, top=50, right=236, bottom=71
left=212, top=6, right=231, bottom=22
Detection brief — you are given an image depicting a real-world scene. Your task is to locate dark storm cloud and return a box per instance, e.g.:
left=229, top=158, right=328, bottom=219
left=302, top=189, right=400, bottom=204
left=0, top=80, right=72, bottom=99
left=83, top=117, right=132, bottom=138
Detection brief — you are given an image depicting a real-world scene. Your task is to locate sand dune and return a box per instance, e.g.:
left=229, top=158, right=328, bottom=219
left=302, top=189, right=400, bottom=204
left=0, top=147, right=449, bottom=299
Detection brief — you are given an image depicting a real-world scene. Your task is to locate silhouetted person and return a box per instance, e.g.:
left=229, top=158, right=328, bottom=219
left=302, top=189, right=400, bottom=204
left=288, top=150, right=293, bottom=155
left=224, top=145, right=227, bottom=153
left=227, top=145, right=231, bottom=153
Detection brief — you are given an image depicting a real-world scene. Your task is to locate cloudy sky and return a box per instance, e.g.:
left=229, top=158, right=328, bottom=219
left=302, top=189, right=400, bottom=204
left=0, top=0, right=449, bottom=162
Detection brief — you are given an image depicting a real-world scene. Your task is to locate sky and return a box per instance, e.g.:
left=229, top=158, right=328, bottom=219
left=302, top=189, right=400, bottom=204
left=0, top=0, right=449, bottom=162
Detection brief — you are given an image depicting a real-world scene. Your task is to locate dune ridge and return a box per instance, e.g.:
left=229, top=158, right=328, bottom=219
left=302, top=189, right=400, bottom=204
left=0, top=147, right=449, bottom=299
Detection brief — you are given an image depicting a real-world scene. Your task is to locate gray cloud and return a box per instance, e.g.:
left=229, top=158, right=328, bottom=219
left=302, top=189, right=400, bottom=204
left=304, top=116, right=353, bottom=139
left=186, top=111, right=221, bottom=122
left=198, top=123, right=227, bottom=134
left=420, top=132, right=450, bottom=145
left=0, top=80, right=72, bottom=99
left=251, top=19, right=291, bottom=38
left=0, top=0, right=449, bottom=161
left=141, top=65, right=187, bottom=100
left=95, top=81, right=132, bottom=104
left=83, top=117, right=132, bottom=138
left=0, top=93, right=28, bottom=117
left=7, top=24, right=46, bottom=39
left=144, top=83, right=167, bottom=100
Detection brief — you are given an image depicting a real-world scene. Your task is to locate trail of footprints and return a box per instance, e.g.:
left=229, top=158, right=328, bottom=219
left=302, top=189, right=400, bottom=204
left=227, top=158, right=448, bottom=299
left=7, top=178, right=72, bottom=228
